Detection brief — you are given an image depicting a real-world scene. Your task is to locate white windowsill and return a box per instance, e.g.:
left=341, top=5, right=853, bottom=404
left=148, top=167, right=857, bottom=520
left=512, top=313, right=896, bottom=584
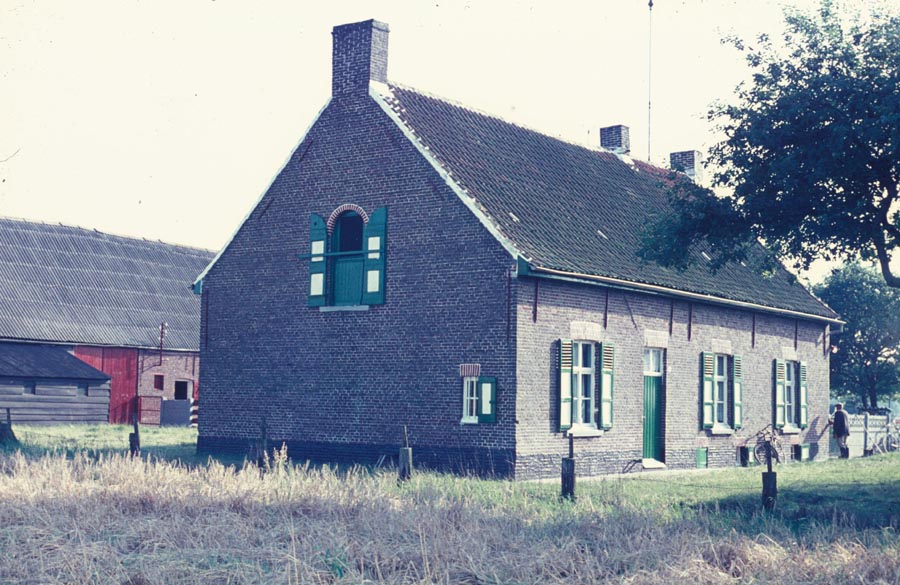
left=781, top=425, right=801, bottom=435
left=460, top=418, right=478, bottom=425
left=709, top=424, right=734, bottom=436
left=567, top=426, right=604, bottom=438
left=319, top=305, right=369, bottom=312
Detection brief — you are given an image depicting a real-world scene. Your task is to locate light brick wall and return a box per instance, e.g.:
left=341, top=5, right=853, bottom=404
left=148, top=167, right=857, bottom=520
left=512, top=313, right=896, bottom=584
left=515, top=277, right=830, bottom=479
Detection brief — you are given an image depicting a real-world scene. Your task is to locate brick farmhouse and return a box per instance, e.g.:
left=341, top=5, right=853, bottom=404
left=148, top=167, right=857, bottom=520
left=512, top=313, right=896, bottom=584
left=194, top=20, right=841, bottom=478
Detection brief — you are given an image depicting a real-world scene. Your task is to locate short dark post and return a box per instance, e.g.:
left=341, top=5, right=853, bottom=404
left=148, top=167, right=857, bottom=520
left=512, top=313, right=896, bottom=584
left=561, top=434, right=576, bottom=500
left=863, top=412, right=871, bottom=456
left=762, top=441, right=777, bottom=511
left=0, top=408, right=17, bottom=444
left=398, top=425, right=412, bottom=482
left=129, top=413, right=141, bottom=456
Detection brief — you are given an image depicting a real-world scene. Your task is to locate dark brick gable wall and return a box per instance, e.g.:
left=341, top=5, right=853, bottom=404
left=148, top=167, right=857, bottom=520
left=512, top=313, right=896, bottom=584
left=197, top=92, right=518, bottom=474
left=514, top=277, right=830, bottom=479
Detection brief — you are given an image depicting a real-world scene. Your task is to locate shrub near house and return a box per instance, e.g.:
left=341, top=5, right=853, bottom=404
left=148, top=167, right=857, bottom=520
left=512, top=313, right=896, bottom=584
left=194, top=20, right=840, bottom=478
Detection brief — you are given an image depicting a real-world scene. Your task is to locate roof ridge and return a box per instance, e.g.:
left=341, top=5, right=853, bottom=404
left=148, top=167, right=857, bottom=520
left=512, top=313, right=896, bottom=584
left=0, top=215, right=215, bottom=256
left=379, top=81, right=655, bottom=171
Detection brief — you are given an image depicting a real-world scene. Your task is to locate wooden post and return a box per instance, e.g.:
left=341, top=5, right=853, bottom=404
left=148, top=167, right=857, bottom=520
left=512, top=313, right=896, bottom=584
left=561, top=434, right=576, bottom=500
left=863, top=412, right=871, bottom=456
left=398, top=425, right=412, bottom=482
left=128, top=413, right=140, bottom=456
left=0, top=408, right=17, bottom=445
left=762, top=442, right=776, bottom=511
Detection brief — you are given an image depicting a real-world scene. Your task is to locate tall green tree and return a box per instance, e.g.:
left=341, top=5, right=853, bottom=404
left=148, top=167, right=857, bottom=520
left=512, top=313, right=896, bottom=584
left=641, top=0, right=900, bottom=286
left=814, top=263, right=900, bottom=409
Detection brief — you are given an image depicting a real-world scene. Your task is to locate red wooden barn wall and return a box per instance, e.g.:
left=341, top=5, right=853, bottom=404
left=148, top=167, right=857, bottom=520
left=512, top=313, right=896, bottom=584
left=74, top=346, right=138, bottom=424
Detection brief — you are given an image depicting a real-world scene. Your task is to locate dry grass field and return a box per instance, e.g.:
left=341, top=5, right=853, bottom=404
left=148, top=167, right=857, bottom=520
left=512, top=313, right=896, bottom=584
left=1, top=425, right=899, bottom=584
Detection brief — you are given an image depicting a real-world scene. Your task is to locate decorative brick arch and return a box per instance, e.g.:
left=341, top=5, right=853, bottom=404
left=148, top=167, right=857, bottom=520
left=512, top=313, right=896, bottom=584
left=326, top=204, right=369, bottom=233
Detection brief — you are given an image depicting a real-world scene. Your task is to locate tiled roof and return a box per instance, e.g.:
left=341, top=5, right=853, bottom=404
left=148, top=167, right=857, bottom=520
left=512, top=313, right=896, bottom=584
left=374, top=84, right=838, bottom=320
left=0, top=218, right=214, bottom=350
left=0, top=342, right=109, bottom=381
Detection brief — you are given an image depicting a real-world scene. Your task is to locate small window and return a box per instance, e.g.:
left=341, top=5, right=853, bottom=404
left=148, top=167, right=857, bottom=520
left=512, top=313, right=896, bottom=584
left=643, top=348, right=663, bottom=376
left=462, top=377, right=478, bottom=423
left=153, top=374, right=164, bottom=391
left=461, top=376, right=497, bottom=424
left=714, top=354, right=728, bottom=426
left=785, top=361, right=796, bottom=425
left=572, top=341, right=595, bottom=427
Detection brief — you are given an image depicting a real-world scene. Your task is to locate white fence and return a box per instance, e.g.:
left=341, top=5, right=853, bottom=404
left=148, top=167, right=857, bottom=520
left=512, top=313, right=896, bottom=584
left=831, top=413, right=891, bottom=458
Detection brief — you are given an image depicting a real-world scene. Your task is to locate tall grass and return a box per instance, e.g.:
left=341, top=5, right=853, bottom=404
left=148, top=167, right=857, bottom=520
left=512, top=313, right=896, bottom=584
left=1, top=431, right=899, bottom=583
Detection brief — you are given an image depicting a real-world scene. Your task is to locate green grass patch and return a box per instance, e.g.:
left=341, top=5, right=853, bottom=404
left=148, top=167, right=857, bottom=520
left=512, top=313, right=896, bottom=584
left=1, top=425, right=899, bottom=583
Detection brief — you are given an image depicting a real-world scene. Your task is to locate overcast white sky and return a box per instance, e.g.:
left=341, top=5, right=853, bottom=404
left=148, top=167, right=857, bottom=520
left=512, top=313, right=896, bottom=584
left=2, top=0, right=889, bottom=282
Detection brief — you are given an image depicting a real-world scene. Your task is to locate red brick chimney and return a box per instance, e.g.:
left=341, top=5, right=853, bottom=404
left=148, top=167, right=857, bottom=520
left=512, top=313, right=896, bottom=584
left=332, top=19, right=390, bottom=97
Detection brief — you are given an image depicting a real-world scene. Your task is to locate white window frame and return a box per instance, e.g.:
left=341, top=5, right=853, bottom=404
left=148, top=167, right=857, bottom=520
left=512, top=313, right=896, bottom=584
left=783, top=360, right=800, bottom=432
left=643, top=348, right=663, bottom=377
left=461, top=376, right=478, bottom=424
left=714, top=354, right=728, bottom=426
left=572, top=341, right=595, bottom=428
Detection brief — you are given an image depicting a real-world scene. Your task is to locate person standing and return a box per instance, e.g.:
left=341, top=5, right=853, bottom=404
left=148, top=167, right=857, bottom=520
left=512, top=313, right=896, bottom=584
left=830, top=403, right=851, bottom=458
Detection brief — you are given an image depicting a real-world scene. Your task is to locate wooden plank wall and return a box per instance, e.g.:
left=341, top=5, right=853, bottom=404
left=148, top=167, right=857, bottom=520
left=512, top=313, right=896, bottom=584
left=0, top=380, right=111, bottom=424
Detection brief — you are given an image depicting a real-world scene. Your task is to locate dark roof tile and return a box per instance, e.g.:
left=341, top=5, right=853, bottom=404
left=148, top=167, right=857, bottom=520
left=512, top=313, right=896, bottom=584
left=378, top=84, right=837, bottom=320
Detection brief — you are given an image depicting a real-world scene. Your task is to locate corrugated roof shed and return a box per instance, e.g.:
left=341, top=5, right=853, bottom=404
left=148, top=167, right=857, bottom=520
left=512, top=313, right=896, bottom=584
left=0, top=342, right=109, bottom=381
left=0, top=218, right=214, bottom=350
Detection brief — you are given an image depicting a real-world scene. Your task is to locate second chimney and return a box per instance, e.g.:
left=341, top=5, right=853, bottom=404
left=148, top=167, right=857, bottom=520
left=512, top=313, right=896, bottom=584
left=670, top=150, right=703, bottom=183
left=332, top=20, right=390, bottom=98
left=600, top=125, right=630, bottom=155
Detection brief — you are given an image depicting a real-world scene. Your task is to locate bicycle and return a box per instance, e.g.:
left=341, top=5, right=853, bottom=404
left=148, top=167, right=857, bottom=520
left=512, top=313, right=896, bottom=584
left=869, top=414, right=899, bottom=455
left=750, top=423, right=786, bottom=466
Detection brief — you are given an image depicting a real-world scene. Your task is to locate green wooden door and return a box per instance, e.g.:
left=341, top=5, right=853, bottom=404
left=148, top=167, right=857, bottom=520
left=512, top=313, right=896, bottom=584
left=643, top=375, right=663, bottom=461
left=332, top=256, right=363, bottom=305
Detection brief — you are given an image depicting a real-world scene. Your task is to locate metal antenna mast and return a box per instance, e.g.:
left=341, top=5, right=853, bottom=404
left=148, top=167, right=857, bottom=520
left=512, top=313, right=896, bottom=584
left=647, top=0, right=654, bottom=162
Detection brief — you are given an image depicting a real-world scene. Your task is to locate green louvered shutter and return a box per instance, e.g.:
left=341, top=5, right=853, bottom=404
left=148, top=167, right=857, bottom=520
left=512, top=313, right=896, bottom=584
left=477, top=377, right=497, bottom=423
left=701, top=352, right=715, bottom=429
left=308, top=213, right=327, bottom=307
left=598, top=343, right=615, bottom=430
left=559, top=339, right=573, bottom=432
left=798, top=361, right=809, bottom=429
left=732, top=355, right=743, bottom=430
left=774, top=359, right=787, bottom=428
left=361, top=207, right=387, bottom=305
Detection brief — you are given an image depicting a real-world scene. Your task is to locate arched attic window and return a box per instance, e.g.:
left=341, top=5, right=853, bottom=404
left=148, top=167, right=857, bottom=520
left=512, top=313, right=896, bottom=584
left=307, top=204, right=386, bottom=307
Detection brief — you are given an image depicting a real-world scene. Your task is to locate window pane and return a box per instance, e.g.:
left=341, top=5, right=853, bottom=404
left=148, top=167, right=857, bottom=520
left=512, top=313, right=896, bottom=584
left=582, top=344, right=592, bottom=369
left=310, top=273, right=324, bottom=296
left=337, top=212, right=363, bottom=252
left=582, top=373, right=592, bottom=398
left=366, top=270, right=380, bottom=293
left=480, top=382, right=492, bottom=414
left=583, top=401, right=591, bottom=425
left=643, top=349, right=650, bottom=372
left=716, top=355, right=725, bottom=376
left=311, top=240, right=324, bottom=261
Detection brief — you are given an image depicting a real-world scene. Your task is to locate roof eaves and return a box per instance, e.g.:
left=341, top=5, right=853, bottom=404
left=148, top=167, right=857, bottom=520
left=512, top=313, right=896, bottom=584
left=523, top=262, right=843, bottom=325
left=369, top=81, right=522, bottom=262
left=192, top=97, right=334, bottom=290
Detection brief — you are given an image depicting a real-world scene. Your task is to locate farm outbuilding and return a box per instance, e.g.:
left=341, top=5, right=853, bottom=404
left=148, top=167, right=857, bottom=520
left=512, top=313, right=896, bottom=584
left=0, top=217, right=214, bottom=425
left=194, top=20, right=841, bottom=478
left=0, top=342, right=110, bottom=424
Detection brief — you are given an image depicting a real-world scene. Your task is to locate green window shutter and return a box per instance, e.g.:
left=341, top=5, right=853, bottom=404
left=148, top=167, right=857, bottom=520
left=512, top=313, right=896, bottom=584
left=598, top=342, right=615, bottom=430
left=308, top=213, right=327, bottom=307
left=701, top=352, right=714, bottom=429
left=559, top=339, right=573, bottom=432
left=477, top=377, right=497, bottom=423
left=732, top=355, right=743, bottom=429
left=361, top=207, right=387, bottom=305
left=774, top=359, right=787, bottom=428
left=798, top=361, right=809, bottom=429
